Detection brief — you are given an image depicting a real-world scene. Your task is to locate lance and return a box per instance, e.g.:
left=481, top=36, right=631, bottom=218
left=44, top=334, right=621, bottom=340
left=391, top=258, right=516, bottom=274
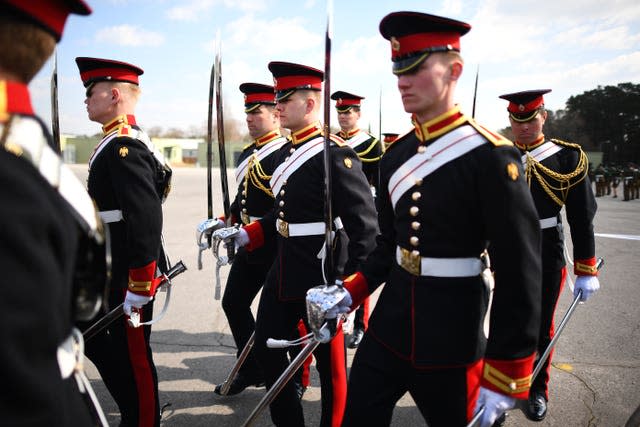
left=241, top=2, right=337, bottom=425
left=50, top=48, right=61, bottom=153
left=531, top=257, right=604, bottom=382
left=82, top=260, right=187, bottom=341
left=471, top=65, right=479, bottom=119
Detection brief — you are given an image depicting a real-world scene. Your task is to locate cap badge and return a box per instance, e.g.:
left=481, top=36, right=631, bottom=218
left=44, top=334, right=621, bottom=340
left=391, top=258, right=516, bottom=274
left=344, top=157, right=353, bottom=168
left=391, top=36, right=401, bottom=52
left=518, top=104, right=525, bottom=112
left=507, top=162, right=519, bottom=180
left=119, top=146, right=129, bottom=158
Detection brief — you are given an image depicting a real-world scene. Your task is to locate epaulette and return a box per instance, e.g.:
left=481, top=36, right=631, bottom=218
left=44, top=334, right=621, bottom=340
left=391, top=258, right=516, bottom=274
left=468, top=118, right=513, bottom=147
left=384, top=128, right=413, bottom=153
left=330, top=133, right=346, bottom=147
left=116, top=124, right=134, bottom=137
left=242, top=142, right=254, bottom=151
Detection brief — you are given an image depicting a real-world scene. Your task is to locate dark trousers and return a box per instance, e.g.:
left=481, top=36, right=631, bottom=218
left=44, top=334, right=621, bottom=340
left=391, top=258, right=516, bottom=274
left=352, top=297, right=370, bottom=331
left=80, top=288, right=159, bottom=427
left=343, top=334, right=482, bottom=427
left=532, top=267, right=566, bottom=399
left=254, top=284, right=347, bottom=427
left=221, top=249, right=272, bottom=377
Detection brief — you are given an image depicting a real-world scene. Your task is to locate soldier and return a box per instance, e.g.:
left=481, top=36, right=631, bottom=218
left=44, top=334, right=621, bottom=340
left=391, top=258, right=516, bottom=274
left=382, top=132, right=400, bottom=151
left=330, top=90, right=384, bottom=349
left=215, top=61, right=378, bottom=426
left=0, top=1, right=106, bottom=425
left=209, top=82, right=308, bottom=396
left=499, top=88, right=600, bottom=421
left=310, top=12, right=543, bottom=427
left=75, top=57, right=169, bottom=427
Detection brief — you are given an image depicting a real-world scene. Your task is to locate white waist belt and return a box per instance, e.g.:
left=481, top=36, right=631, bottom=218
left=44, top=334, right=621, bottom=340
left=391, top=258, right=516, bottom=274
left=276, top=217, right=343, bottom=237
left=539, top=216, right=558, bottom=229
left=99, top=209, right=123, bottom=223
left=395, top=246, right=483, bottom=277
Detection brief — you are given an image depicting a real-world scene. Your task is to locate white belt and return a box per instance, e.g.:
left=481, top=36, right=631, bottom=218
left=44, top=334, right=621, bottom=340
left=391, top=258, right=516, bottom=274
left=395, top=246, right=483, bottom=277
left=539, top=216, right=558, bottom=229
left=99, top=209, right=123, bottom=223
left=276, top=217, right=343, bottom=238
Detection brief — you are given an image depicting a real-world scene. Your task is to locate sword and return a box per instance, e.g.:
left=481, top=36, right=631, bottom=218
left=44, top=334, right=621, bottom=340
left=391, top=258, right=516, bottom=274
left=471, top=65, right=479, bottom=119
left=83, top=260, right=187, bottom=341
left=213, top=33, right=234, bottom=300
left=216, top=332, right=256, bottom=396
left=50, top=48, right=61, bottom=153
left=531, top=258, right=604, bottom=382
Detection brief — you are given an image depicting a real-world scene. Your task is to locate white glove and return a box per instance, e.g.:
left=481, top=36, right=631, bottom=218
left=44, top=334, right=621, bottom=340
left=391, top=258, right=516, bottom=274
left=473, top=387, right=515, bottom=427
left=574, top=276, right=600, bottom=302
left=212, top=226, right=250, bottom=250
left=123, top=291, right=153, bottom=316
left=325, top=288, right=352, bottom=319
left=234, top=227, right=249, bottom=249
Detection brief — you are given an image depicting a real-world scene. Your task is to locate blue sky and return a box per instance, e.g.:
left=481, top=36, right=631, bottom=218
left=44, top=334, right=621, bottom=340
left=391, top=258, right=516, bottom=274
left=30, top=0, right=640, bottom=138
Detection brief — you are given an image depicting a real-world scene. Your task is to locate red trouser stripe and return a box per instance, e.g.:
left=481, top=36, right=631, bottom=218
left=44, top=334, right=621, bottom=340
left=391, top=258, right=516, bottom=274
left=330, top=328, right=347, bottom=427
left=297, top=320, right=313, bottom=387
left=126, top=316, right=156, bottom=427
left=362, top=297, right=370, bottom=330
left=466, top=358, right=484, bottom=422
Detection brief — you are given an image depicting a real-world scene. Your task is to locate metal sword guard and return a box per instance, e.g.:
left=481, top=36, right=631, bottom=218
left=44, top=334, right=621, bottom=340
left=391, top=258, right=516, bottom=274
left=196, top=218, right=224, bottom=270
left=306, top=283, right=348, bottom=343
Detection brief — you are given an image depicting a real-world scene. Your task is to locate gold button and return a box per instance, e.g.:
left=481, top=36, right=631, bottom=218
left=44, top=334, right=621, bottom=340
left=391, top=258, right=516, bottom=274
left=415, top=178, right=423, bottom=186
left=417, top=145, right=427, bottom=154
left=410, top=236, right=419, bottom=246
left=279, top=200, right=285, bottom=207
left=283, top=180, right=287, bottom=186
left=242, top=208, right=247, bottom=213
left=241, top=199, right=246, bottom=205
left=410, top=206, right=419, bottom=216
left=411, top=191, right=421, bottom=201
left=411, top=221, right=421, bottom=230
left=411, top=250, right=420, bottom=257
left=509, top=382, right=517, bottom=391
left=289, top=148, right=295, bottom=154
left=241, top=190, right=246, bottom=196
left=279, top=211, right=284, bottom=218
left=280, top=190, right=285, bottom=196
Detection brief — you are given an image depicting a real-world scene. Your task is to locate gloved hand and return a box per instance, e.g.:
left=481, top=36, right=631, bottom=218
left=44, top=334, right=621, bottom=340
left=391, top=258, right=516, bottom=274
left=325, top=288, right=352, bottom=320
left=473, top=387, right=515, bottom=427
left=212, top=226, right=249, bottom=250
left=574, top=276, right=600, bottom=302
left=123, top=291, right=153, bottom=316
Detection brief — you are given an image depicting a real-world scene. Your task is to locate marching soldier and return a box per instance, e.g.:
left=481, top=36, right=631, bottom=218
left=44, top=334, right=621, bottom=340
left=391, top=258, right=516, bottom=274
left=216, top=61, right=378, bottom=426
left=382, top=132, right=400, bottom=150
left=0, top=1, right=107, bottom=425
left=330, top=90, right=384, bottom=349
left=499, top=88, right=600, bottom=421
left=210, top=82, right=309, bottom=396
left=75, top=57, right=170, bottom=426
left=311, top=12, right=543, bottom=427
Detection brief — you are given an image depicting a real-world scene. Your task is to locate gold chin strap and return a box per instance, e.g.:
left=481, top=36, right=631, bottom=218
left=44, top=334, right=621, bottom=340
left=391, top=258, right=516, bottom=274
left=523, top=139, right=589, bottom=207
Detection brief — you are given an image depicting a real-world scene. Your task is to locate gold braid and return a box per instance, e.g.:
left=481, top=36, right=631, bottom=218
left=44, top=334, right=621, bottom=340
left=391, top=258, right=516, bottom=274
left=524, top=139, right=588, bottom=207
left=246, top=154, right=273, bottom=197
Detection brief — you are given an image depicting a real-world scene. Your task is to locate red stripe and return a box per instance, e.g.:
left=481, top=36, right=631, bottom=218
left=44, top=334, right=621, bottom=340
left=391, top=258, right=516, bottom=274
left=1, top=81, right=34, bottom=116
left=245, top=92, right=275, bottom=104
left=81, top=67, right=140, bottom=85
left=124, top=294, right=157, bottom=426
left=329, top=328, right=347, bottom=427
left=274, top=75, right=322, bottom=91
left=392, top=32, right=460, bottom=58
left=297, top=320, right=313, bottom=388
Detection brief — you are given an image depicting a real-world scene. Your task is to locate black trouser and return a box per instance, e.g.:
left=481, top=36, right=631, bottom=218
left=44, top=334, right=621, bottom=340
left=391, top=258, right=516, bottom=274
left=532, top=267, right=566, bottom=399
left=221, top=249, right=272, bottom=378
left=352, top=297, right=369, bottom=331
left=254, top=284, right=347, bottom=427
left=343, top=334, right=482, bottom=427
left=80, top=288, right=159, bottom=427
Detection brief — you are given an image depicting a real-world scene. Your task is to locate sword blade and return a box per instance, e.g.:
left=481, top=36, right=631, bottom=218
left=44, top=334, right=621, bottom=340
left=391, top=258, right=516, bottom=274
left=206, top=52, right=215, bottom=220
left=50, top=49, right=61, bottom=153
left=322, top=0, right=335, bottom=284
left=217, top=332, right=256, bottom=396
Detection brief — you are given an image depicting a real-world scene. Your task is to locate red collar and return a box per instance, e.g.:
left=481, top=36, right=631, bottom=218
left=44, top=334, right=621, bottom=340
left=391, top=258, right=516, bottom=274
left=255, top=129, right=282, bottom=146
left=102, top=114, right=137, bottom=135
left=291, top=122, right=323, bottom=145
left=413, top=105, right=467, bottom=142
left=515, top=135, right=545, bottom=151
left=0, top=80, right=34, bottom=122
left=338, top=128, right=360, bottom=139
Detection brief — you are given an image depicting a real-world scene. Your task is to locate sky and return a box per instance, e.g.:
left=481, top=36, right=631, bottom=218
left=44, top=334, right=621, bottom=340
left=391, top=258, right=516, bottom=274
left=30, top=0, right=640, bottom=139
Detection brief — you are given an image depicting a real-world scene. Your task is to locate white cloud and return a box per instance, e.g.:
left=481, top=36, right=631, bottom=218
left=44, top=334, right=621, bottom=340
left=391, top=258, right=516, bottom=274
left=166, top=0, right=215, bottom=21
left=95, top=25, right=164, bottom=47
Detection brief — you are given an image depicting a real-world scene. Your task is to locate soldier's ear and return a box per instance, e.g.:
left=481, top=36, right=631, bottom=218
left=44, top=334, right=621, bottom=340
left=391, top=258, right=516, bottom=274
left=449, top=61, right=463, bottom=81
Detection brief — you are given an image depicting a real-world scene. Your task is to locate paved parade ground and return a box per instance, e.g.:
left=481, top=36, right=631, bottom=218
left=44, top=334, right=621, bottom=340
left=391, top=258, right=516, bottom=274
left=72, top=165, right=640, bottom=427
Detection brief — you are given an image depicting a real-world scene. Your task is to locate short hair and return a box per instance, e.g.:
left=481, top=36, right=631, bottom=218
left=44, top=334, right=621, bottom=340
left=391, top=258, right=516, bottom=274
left=0, top=15, right=55, bottom=82
left=114, top=81, right=141, bottom=102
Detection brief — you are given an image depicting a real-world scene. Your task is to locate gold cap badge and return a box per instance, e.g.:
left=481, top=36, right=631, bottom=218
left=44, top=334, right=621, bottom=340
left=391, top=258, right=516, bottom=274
left=344, top=157, right=353, bottom=168
left=391, top=36, right=400, bottom=52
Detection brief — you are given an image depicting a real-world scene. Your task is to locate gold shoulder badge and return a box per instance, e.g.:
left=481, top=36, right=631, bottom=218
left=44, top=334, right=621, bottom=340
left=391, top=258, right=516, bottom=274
left=344, top=157, right=353, bottom=168
left=118, top=146, right=129, bottom=158
left=507, top=162, right=519, bottom=180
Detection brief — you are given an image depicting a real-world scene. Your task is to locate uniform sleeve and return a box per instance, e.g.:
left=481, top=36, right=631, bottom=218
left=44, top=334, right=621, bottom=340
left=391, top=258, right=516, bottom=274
left=107, top=137, right=163, bottom=295
left=480, top=145, right=542, bottom=399
left=332, top=145, right=379, bottom=276
left=563, top=150, right=598, bottom=276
